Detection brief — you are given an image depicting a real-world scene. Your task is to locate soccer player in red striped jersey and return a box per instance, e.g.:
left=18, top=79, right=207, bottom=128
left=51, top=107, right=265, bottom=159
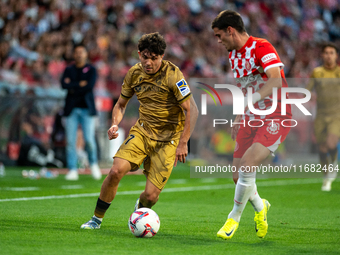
left=211, top=10, right=292, bottom=240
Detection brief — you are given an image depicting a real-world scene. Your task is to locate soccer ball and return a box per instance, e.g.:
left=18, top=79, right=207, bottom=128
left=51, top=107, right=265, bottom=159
left=128, top=208, right=160, bottom=238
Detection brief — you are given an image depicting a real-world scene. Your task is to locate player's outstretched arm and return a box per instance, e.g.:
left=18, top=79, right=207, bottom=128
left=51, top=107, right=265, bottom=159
left=174, top=96, right=199, bottom=166
left=107, top=95, right=130, bottom=140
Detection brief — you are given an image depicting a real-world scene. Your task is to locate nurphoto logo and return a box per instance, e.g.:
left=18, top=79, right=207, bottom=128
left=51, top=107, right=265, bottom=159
left=199, top=83, right=312, bottom=128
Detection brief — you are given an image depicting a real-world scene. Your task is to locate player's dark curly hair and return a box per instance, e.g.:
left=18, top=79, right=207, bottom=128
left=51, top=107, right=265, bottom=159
left=138, top=32, right=166, bottom=56
left=211, top=10, right=246, bottom=33
left=322, top=42, right=338, bottom=53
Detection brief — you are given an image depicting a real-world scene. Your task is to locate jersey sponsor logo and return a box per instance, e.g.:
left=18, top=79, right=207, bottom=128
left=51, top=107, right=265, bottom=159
left=176, top=79, right=190, bottom=97
left=134, top=85, right=166, bottom=93
left=266, top=122, right=280, bottom=135
left=236, top=73, right=263, bottom=85
left=261, top=53, right=277, bottom=64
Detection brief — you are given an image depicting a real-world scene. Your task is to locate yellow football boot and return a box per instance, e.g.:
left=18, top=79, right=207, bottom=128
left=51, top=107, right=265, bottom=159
left=254, top=199, right=271, bottom=238
left=217, top=218, right=239, bottom=240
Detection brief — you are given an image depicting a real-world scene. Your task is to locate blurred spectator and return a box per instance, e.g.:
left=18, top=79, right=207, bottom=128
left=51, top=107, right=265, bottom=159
left=61, top=44, right=101, bottom=181
left=17, top=119, right=63, bottom=168
left=51, top=110, right=66, bottom=166
left=0, top=0, right=340, bottom=94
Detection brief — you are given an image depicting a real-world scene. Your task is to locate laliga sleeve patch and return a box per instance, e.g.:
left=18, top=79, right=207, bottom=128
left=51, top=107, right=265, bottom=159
left=176, top=79, right=190, bottom=97
left=261, top=53, right=277, bottom=64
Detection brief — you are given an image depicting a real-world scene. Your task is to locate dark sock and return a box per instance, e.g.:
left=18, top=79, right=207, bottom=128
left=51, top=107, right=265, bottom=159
left=319, top=152, right=328, bottom=174
left=319, top=152, right=329, bottom=169
left=94, top=198, right=111, bottom=218
left=138, top=201, right=145, bottom=209
left=329, top=147, right=338, bottom=163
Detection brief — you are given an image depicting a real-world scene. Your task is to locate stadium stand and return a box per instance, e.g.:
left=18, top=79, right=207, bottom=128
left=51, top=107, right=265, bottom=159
left=1, top=0, right=340, bottom=96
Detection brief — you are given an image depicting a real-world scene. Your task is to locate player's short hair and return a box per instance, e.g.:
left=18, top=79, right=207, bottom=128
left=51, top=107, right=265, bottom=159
left=322, top=42, right=338, bottom=53
left=211, top=10, right=246, bottom=33
left=73, top=43, right=87, bottom=52
left=138, top=32, right=166, bottom=56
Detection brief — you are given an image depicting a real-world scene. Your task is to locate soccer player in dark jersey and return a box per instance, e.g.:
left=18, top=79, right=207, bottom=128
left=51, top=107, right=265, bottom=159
left=81, top=32, right=198, bottom=229
left=307, top=43, right=340, bottom=191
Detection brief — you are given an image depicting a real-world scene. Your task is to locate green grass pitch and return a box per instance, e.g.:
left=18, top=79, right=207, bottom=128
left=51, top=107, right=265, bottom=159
left=0, top=165, right=339, bottom=255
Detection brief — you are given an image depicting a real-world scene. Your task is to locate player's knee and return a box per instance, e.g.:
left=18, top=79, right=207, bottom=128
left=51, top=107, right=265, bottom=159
left=240, top=158, right=254, bottom=168
left=328, top=144, right=337, bottom=151
left=108, top=167, right=124, bottom=182
left=326, top=140, right=338, bottom=150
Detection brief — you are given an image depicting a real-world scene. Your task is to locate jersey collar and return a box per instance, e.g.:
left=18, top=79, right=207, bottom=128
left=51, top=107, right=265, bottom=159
left=236, top=36, right=253, bottom=53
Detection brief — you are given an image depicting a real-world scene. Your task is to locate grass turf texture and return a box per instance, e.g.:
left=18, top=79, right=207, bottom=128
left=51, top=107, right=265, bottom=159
left=0, top=166, right=339, bottom=255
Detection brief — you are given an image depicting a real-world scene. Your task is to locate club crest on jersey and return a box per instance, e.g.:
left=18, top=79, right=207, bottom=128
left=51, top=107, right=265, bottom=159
left=267, top=122, right=280, bottom=135
left=176, top=79, right=190, bottom=97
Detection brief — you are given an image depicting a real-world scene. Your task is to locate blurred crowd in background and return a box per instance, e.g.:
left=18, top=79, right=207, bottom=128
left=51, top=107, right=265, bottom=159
left=1, top=0, right=337, bottom=166
left=1, top=0, right=340, bottom=97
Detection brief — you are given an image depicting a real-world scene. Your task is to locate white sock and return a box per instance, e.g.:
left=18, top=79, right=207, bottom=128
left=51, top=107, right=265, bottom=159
left=93, top=215, right=103, bottom=222
left=228, top=170, right=256, bottom=222
left=248, top=184, right=264, bottom=212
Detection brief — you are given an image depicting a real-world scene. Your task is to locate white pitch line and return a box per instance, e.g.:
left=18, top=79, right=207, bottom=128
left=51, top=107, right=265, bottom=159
left=60, top=185, right=84, bottom=190
left=0, top=193, right=100, bottom=202
left=0, top=178, right=321, bottom=203
left=1, top=187, right=40, bottom=191
left=200, top=178, right=218, bottom=183
left=169, top=179, right=187, bottom=184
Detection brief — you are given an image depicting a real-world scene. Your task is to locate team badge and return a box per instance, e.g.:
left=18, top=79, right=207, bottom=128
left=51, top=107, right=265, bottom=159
left=266, top=122, right=280, bottom=135
left=176, top=79, right=190, bottom=97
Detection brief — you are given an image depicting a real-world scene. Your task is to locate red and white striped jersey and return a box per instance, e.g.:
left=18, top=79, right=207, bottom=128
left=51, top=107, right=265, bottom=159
left=229, top=36, right=292, bottom=120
